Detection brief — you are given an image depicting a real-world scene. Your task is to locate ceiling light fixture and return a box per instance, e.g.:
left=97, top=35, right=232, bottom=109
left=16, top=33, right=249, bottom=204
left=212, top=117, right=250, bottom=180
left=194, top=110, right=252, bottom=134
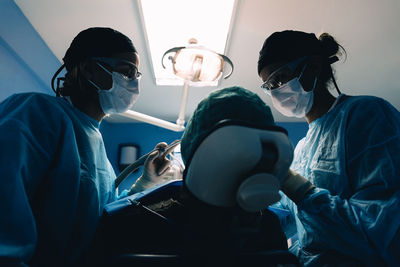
left=162, top=38, right=234, bottom=127
left=139, top=0, right=236, bottom=86
left=120, top=39, right=234, bottom=131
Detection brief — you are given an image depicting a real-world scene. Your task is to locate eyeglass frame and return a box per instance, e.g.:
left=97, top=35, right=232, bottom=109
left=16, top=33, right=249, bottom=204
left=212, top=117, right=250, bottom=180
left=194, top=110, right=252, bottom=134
left=261, top=56, right=308, bottom=92
left=91, top=56, right=142, bottom=80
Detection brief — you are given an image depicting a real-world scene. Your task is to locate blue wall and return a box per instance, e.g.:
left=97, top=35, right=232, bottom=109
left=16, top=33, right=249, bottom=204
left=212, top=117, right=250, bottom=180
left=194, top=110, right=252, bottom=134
left=0, top=38, right=49, bottom=99
left=100, top=121, right=308, bottom=191
left=0, top=0, right=60, bottom=101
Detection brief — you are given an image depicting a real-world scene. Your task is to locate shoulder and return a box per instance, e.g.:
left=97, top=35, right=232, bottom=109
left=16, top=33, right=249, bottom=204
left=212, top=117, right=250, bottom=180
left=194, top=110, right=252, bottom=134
left=342, top=95, right=399, bottom=125
left=1, top=92, right=65, bottom=113
left=0, top=93, right=73, bottom=131
left=344, top=95, right=397, bottom=113
left=2, top=92, right=53, bottom=103
left=343, top=95, right=400, bottom=144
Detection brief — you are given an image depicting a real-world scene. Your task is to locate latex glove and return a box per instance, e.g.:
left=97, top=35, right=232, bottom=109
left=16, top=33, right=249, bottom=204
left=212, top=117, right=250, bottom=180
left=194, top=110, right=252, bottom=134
left=281, top=169, right=315, bottom=204
left=129, top=142, right=181, bottom=194
left=159, top=163, right=183, bottom=181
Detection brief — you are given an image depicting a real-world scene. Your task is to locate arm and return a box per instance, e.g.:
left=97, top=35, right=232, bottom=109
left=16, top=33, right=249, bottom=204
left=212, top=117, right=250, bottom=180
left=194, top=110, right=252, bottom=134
left=0, top=95, right=66, bottom=265
left=0, top=119, right=49, bottom=265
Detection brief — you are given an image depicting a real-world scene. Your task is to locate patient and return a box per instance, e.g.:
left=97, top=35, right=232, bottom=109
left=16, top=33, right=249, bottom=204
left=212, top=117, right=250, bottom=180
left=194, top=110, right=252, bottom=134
left=84, top=86, right=297, bottom=266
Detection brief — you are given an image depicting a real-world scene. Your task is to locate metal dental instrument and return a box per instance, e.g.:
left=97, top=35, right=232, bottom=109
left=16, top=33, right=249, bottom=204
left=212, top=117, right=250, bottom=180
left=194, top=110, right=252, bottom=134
left=115, top=140, right=181, bottom=188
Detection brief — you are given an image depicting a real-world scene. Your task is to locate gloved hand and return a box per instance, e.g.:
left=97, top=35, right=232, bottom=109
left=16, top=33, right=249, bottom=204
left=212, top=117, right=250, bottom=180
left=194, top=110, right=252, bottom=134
left=129, top=142, right=183, bottom=194
left=281, top=169, right=315, bottom=204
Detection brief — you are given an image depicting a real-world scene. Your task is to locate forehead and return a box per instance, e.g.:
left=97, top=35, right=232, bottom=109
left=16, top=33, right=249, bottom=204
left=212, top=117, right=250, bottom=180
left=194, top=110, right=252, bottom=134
left=259, top=61, right=287, bottom=82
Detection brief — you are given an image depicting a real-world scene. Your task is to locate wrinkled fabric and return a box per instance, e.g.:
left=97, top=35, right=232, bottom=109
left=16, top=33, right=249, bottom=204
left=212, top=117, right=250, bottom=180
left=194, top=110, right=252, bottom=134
left=0, top=93, right=117, bottom=266
left=280, top=95, right=400, bottom=266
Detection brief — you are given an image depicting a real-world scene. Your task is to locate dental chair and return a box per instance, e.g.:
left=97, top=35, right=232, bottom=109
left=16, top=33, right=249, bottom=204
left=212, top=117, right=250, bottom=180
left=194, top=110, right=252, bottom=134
left=84, top=120, right=299, bottom=267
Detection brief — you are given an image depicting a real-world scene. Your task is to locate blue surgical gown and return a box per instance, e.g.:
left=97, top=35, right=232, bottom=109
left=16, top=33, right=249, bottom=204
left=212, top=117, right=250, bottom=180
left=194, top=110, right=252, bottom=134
left=0, top=93, right=118, bottom=266
left=280, top=95, right=400, bottom=266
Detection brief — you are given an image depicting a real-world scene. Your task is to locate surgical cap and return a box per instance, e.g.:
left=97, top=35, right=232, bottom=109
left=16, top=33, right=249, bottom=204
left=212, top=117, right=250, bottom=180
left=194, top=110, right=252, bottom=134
left=63, top=27, right=136, bottom=71
left=258, top=30, right=322, bottom=74
left=181, top=86, right=275, bottom=164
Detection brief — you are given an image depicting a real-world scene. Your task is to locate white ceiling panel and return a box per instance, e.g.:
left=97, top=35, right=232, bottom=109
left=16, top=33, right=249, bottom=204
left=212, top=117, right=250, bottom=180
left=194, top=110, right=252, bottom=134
left=14, top=0, right=400, bottom=123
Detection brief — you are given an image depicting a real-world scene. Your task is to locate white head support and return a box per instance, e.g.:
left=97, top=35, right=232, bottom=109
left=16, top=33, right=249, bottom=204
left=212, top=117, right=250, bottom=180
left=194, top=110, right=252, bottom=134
left=184, top=122, right=293, bottom=212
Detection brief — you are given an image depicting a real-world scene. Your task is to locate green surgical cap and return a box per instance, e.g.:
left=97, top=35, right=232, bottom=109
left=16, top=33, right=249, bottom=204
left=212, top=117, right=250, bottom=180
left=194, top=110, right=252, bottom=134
left=181, top=86, right=275, bottom=164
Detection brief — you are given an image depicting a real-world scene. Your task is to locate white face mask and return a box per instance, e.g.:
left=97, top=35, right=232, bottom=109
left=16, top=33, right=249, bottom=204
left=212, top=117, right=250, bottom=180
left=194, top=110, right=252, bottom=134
left=89, top=63, right=140, bottom=114
left=269, top=76, right=315, bottom=118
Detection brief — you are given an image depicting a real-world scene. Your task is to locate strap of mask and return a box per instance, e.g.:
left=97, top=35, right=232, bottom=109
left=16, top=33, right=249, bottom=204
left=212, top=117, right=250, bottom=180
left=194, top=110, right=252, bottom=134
left=328, top=56, right=339, bottom=65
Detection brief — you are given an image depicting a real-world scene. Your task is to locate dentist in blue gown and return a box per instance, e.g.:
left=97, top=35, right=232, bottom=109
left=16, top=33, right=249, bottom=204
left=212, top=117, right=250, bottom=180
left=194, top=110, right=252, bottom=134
left=258, top=30, right=400, bottom=266
left=0, top=27, right=169, bottom=266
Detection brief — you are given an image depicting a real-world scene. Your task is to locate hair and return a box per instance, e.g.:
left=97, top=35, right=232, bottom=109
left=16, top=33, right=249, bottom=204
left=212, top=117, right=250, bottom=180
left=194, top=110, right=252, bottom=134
left=317, top=33, right=346, bottom=91
left=257, top=30, right=346, bottom=93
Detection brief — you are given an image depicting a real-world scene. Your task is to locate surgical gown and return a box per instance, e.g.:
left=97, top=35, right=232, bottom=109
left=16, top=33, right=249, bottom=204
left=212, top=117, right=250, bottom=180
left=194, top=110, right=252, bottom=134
left=281, top=95, right=400, bottom=266
left=0, top=93, right=117, bottom=266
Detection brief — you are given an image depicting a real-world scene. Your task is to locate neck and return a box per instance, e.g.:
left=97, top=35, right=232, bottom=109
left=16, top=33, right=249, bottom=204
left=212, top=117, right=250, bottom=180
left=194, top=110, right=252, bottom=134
left=75, top=101, right=105, bottom=122
left=305, top=86, right=336, bottom=124
left=69, top=87, right=105, bottom=122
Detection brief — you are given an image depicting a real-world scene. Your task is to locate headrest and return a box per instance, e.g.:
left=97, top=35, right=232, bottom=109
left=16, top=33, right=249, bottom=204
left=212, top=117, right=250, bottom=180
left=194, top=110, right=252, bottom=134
left=184, top=121, right=293, bottom=212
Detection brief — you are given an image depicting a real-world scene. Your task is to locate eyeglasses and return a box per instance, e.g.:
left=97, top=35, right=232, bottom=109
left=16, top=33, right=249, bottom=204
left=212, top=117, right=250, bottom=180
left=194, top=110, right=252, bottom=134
left=92, top=57, right=142, bottom=80
left=261, top=56, right=308, bottom=92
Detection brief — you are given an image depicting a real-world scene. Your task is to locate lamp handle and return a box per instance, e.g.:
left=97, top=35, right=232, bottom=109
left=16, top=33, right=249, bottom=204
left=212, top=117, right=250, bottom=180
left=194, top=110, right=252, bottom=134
left=219, top=54, right=234, bottom=79
left=161, top=46, right=185, bottom=69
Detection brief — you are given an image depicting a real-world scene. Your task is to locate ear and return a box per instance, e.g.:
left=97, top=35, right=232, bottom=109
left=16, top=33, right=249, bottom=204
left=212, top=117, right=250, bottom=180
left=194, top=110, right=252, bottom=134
left=64, top=67, right=77, bottom=84
left=78, top=60, right=95, bottom=80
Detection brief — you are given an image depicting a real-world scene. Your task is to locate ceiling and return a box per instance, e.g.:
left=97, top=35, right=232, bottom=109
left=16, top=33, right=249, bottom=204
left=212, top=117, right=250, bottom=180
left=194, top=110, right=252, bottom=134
left=14, top=0, right=400, bottom=124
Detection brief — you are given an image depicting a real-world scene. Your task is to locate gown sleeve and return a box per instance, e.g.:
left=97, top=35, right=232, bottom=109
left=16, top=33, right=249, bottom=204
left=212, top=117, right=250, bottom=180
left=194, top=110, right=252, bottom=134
left=0, top=95, right=77, bottom=265
left=0, top=119, right=50, bottom=265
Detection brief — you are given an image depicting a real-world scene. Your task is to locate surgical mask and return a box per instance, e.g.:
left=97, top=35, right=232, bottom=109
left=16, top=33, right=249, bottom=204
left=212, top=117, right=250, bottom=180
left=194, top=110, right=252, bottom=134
left=88, top=63, right=140, bottom=114
left=267, top=65, right=316, bottom=118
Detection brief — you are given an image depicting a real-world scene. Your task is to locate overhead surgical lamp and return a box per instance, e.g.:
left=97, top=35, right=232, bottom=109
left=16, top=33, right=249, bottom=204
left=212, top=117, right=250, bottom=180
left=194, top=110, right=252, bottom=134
left=162, top=38, right=234, bottom=126
left=121, top=39, right=234, bottom=131
left=162, top=38, right=234, bottom=83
